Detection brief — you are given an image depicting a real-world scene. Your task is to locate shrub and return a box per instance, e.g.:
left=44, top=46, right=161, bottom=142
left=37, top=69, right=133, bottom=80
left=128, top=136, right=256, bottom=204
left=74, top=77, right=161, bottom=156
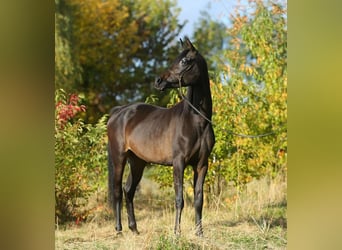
left=55, top=89, right=108, bottom=223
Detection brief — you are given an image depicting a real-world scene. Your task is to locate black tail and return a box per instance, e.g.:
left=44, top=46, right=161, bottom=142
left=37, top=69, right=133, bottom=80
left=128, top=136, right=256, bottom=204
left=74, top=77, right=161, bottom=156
left=107, top=143, right=114, bottom=209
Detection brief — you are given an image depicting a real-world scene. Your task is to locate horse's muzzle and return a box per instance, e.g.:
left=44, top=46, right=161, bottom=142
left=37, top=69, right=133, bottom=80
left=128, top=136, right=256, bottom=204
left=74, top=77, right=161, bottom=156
left=154, top=77, right=166, bottom=91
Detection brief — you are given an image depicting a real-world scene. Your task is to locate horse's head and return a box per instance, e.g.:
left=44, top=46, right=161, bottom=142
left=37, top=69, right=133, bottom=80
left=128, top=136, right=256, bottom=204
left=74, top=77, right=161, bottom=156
left=155, top=38, right=203, bottom=91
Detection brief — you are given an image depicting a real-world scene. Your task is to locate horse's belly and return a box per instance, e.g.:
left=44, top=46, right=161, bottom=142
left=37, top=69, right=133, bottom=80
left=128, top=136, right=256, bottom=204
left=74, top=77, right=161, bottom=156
left=126, top=134, right=173, bottom=165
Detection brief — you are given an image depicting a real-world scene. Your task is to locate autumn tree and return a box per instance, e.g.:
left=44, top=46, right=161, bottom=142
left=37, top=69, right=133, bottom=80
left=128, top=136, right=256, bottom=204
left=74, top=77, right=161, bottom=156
left=207, top=0, right=287, bottom=192
left=56, top=0, right=185, bottom=123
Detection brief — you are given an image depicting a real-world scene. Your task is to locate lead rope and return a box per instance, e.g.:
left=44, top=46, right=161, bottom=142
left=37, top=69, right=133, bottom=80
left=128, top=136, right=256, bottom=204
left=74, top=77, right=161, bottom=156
left=177, top=77, right=279, bottom=138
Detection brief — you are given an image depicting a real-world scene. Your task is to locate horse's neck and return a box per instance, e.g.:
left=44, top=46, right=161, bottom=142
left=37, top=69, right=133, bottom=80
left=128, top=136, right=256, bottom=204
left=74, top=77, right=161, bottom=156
left=186, top=79, right=212, bottom=119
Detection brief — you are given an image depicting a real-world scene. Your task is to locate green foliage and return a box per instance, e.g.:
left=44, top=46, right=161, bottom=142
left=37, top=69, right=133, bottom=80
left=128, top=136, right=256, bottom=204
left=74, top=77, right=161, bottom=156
left=56, top=0, right=185, bottom=123
left=55, top=89, right=108, bottom=223
left=192, top=10, right=229, bottom=71
left=144, top=94, right=159, bottom=105
left=208, top=0, right=287, bottom=190
left=55, top=0, right=82, bottom=92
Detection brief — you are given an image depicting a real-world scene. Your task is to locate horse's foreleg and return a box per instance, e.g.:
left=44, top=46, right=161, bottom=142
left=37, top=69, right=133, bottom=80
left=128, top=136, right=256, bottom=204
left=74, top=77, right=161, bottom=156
left=193, top=164, right=208, bottom=237
left=173, top=160, right=185, bottom=235
left=124, top=156, right=145, bottom=234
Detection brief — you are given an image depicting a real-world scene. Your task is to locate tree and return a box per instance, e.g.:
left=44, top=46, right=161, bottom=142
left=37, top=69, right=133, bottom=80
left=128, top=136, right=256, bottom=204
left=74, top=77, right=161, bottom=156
left=57, top=0, right=185, bottom=123
left=209, top=0, right=287, bottom=190
left=55, top=0, right=82, bottom=92
left=192, top=10, right=229, bottom=72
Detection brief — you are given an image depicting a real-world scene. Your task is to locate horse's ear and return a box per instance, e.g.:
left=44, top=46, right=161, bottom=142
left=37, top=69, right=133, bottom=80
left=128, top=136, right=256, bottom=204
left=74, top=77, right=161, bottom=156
left=180, top=38, right=184, bottom=48
left=185, top=38, right=196, bottom=52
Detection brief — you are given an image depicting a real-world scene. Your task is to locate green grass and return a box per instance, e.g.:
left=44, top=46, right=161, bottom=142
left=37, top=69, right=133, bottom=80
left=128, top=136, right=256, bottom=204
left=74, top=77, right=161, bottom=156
left=55, top=175, right=286, bottom=249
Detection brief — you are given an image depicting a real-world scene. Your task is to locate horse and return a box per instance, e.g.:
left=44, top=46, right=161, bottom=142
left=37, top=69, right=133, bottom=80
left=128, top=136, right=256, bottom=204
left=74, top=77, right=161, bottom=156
left=107, top=38, right=215, bottom=236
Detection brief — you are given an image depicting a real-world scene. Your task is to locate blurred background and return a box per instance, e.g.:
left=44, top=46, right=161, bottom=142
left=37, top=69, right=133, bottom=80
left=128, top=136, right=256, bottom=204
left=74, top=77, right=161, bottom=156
left=55, top=1, right=287, bottom=248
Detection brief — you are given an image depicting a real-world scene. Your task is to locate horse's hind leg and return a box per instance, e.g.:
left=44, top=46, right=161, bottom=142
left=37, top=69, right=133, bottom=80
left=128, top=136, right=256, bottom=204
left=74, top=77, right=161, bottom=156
left=109, top=150, right=127, bottom=234
left=124, top=154, right=146, bottom=234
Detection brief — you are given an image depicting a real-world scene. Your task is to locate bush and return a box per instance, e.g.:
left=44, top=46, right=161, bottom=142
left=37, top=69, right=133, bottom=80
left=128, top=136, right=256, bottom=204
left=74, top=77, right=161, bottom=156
left=208, top=0, right=287, bottom=189
left=55, top=89, right=108, bottom=223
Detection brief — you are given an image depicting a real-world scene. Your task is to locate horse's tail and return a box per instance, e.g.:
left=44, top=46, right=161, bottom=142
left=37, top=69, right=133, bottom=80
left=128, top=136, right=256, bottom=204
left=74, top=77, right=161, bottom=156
left=107, top=143, right=114, bottom=209
left=108, top=106, right=122, bottom=209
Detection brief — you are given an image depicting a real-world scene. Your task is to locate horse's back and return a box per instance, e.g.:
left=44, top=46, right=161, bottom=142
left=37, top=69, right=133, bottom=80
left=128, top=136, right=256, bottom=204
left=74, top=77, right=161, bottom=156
left=108, top=102, right=167, bottom=127
left=109, top=106, right=124, bottom=116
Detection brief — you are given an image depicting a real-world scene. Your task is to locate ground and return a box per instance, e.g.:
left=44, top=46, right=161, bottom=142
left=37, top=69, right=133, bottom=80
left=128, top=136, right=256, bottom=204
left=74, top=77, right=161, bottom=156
left=56, top=175, right=286, bottom=249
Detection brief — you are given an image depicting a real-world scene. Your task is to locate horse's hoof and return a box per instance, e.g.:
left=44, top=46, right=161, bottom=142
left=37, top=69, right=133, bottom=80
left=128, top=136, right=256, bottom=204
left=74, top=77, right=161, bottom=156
left=195, top=231, right=204, bottom=237
left=174, top=230, right=181, bottom=237
left=132, top=229, right=140, bottom=235
left=129, top=224, right=140, bottom=235
left=116, top=231, right=123, bottom=236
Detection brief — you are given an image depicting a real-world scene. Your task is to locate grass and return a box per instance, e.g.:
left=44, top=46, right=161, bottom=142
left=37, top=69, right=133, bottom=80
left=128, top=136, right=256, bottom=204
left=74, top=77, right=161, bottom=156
left=55, top=174, right=286, bottom=249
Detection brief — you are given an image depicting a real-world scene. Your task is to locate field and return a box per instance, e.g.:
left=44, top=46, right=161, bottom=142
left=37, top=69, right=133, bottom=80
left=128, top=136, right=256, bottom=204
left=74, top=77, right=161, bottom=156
left=55, top=175, right=286, bottom=249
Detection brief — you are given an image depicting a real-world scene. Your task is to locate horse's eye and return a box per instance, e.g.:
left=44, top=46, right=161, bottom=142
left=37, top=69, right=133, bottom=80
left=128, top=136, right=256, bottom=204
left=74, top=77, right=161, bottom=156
left=181, top=57, right=189, bottom=65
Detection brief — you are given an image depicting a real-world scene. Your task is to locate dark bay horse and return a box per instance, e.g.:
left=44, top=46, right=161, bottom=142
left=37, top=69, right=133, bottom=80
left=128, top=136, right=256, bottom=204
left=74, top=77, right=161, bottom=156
left=107, top=38, right=215, bottom=236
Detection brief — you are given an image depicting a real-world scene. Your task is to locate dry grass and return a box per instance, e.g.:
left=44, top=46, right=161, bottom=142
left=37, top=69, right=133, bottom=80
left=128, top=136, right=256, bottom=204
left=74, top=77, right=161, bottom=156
left=55, top=174, right=286, bottom=249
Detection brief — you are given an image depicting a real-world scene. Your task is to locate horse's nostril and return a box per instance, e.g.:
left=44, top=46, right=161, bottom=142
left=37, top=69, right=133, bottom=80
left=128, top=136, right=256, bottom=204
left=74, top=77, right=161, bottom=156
left=156, top=77, right=162, bottom=84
